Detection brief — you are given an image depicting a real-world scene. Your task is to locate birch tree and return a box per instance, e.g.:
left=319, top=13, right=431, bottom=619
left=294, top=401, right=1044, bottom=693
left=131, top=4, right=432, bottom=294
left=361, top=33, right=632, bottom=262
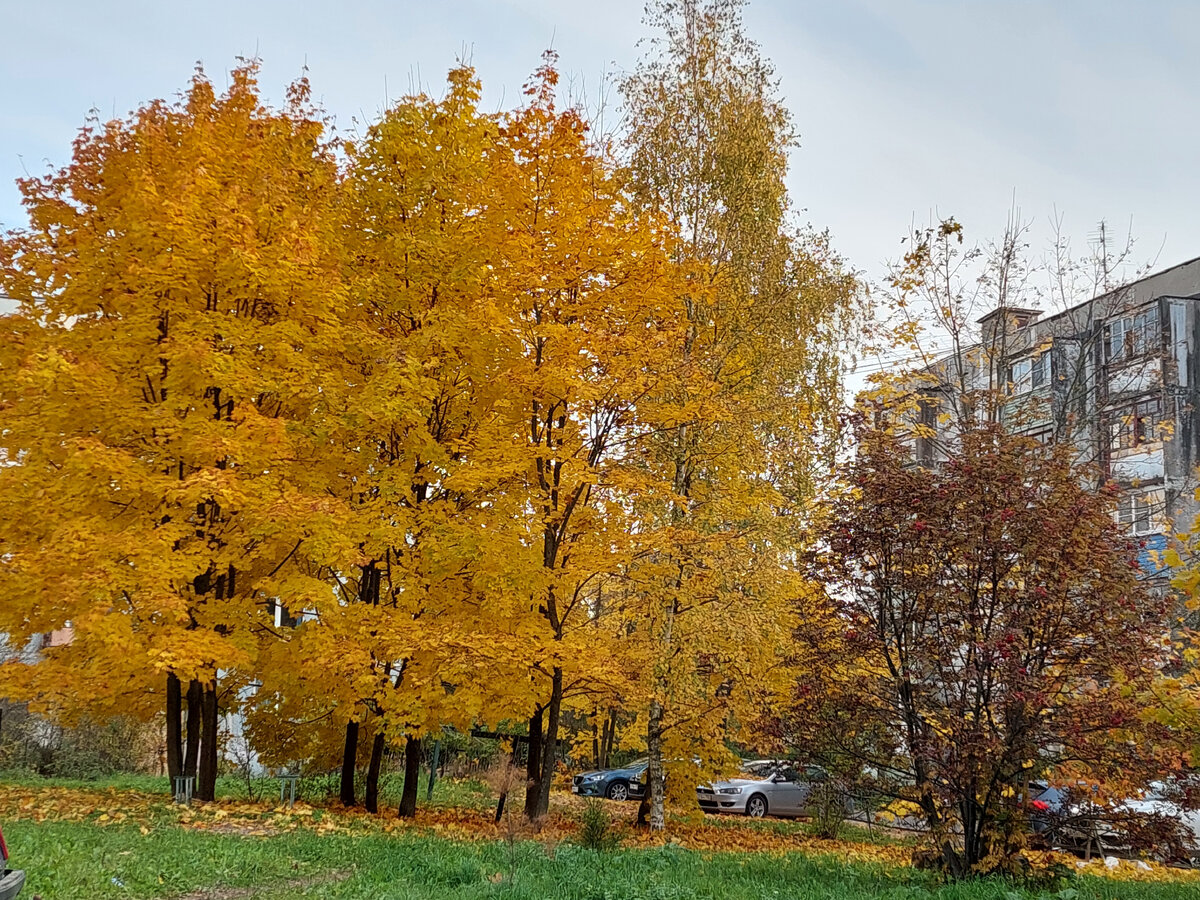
left=621, top=0, right=858, bottom=830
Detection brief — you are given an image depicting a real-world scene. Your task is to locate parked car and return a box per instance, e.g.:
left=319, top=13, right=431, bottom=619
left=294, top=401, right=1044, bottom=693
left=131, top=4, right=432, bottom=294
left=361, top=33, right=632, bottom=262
left=627, top=755, right=713, bottom=802
left=1122, top=782, right=1200, bottom=850
left=572, top=759, right=648, bottom=801
left=1031, top=779, right=1200, bottom=861
left=0, top=824, right=25, bottom=900
left=698, top=761, right=830, bottom=819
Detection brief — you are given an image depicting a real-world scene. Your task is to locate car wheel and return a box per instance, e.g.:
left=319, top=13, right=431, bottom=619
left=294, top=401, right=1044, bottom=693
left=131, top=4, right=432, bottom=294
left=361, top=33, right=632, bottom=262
left=606, top=781, right=630, bottom=801
left=746, top=794, right=768, bottom=818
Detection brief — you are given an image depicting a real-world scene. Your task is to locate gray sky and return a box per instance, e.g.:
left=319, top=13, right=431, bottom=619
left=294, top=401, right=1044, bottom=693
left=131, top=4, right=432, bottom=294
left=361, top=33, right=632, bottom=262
left=2, top=0, right=1198, bottom=308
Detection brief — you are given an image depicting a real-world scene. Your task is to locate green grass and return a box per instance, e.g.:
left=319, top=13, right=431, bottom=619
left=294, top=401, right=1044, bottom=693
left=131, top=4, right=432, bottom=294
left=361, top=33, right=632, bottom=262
left=2, top=817, right=1196, bottom=900
left=0, top=768, right=495, bottom=809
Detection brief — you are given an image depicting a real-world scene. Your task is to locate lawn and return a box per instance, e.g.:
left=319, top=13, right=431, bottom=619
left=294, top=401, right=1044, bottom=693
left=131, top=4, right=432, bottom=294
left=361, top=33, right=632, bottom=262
left=0, top=777, right=1196, bottom=900
left=0, top=769, right=496, bottom=810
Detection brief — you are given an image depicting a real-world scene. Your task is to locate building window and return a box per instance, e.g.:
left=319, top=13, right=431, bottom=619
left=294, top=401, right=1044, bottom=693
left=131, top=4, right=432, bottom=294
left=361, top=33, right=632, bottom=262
left=1010, top=353, right=1050, bottom=394
left=272, top=600, right=299, bottom=629
left=915, top=395, right=939, bottom=464
left=1106, top=307, right=1159, bottom=364
left=1108, top=397, right=1163, bottom=452
left=1116, top=491, right=1157, bottom=536
left=1026, top=427, right=1054, bottom=446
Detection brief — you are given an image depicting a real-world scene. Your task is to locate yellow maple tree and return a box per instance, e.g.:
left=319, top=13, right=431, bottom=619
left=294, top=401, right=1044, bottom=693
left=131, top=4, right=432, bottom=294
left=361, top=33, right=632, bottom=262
left=0, top=62, right=350, bottom=801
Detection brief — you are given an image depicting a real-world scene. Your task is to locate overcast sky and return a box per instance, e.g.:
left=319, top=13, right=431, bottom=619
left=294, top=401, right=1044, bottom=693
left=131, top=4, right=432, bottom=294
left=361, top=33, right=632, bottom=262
left=2, top=0, right=1198, bottom=313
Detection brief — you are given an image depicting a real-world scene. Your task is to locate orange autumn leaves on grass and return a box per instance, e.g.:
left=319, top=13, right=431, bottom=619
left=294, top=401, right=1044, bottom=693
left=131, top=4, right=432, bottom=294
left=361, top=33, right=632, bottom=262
left=0, top=782, right=1196, bottom=884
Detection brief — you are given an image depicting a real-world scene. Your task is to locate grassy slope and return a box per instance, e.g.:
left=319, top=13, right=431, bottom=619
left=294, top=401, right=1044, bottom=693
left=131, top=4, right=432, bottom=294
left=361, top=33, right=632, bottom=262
left=2, top=817, right=1195, bottom=900
left=0, top=774, right=1196, bottom=900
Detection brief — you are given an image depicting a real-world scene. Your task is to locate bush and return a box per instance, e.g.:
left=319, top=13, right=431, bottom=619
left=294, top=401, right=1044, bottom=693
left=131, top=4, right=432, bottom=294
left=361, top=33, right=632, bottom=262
left=0, top=702, right=159, bottom=778
left=578, top=797, right=621, bottom=852
left=807, top=778, right=849, bottom=839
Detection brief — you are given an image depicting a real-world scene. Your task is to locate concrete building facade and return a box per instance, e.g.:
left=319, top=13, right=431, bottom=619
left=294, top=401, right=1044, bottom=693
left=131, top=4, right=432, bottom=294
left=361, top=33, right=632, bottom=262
left=907, top=256, right=1200, bottom=574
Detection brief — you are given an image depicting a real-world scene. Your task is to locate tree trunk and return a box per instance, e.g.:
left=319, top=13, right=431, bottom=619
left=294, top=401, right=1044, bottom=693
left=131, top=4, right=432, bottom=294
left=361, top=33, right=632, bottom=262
left=647, top=592, right=678, bottom=833
left=602, top=710, right=616, bottom=769
left=340, top=720, right=360, bottom=807
left=959, top=795, right=987, bottom=872
left=522, top=707, right=543, bottom=821
left=496, top=739, right=516, bottom=823
left=365, top=731, right=386, bottom=814
left=166, top=672, right=183, bottom=782
left=636, top=793, right=651, bottom=828
left=398, top=735, right=421, bottom=818
left=647, top=698, right=666, bottom=831
left=196, top=680, right=218, bottom=802
left=532, top=668, right=563, bottom=820
left=183, top=679, right=201, bottom=778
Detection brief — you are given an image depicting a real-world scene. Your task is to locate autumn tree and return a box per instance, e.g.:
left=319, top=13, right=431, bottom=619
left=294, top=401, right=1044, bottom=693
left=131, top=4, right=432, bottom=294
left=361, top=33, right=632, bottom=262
left=337, top=64, right=552, bottom=818
left=802, top=416, right=1175, bottom=876
left=483, top=55, right=693, bottom=821
left=0, top=62, right=349, bottom=802
left=328, top=65, right=501, bottom=815
left=234, top=57, right=689, bottom=825
left=1146, top=522, right=1200, bottom=772
left=619, top=0, right=858, bottom=830
left=243, top=65, right=542, bottom=817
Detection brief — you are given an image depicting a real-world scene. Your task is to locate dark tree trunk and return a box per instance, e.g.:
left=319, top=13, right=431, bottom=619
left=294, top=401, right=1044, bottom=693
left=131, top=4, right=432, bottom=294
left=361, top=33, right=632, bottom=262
left=398, top=736, right=421, bottom=818
left=523, top=707, right=543, bottom=821
left=600, top=710, right=616, bottom=769
left=196, top=680, right=218, bottom=802
left=495, top=740, right=517, bottom=823
left=365, top=731, right=386, bottom=814
left=532, top=668, right=563, bottom=820
left=166, top=672, right=183, bottom=781
left=183, top=679, right=202, bottom=778
left=597, top=715, right=608, bottom=769
left=340, top=720, right=360, bottom=807
left=636, top=793, right=651, bottom=828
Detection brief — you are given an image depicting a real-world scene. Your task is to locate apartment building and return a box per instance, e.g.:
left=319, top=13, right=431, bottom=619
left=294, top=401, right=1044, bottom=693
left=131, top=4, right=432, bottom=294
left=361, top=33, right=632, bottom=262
left=906, top=256, right=1200, bottom=577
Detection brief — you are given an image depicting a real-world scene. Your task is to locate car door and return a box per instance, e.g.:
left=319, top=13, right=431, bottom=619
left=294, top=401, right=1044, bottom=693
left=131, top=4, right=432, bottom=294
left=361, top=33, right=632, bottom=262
left=769, top=767, right=808, bottom=816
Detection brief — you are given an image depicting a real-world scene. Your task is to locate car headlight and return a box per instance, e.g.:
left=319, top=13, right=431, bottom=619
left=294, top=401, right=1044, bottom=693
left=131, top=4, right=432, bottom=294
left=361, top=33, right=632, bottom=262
left=582, top=774, right=602, bottom=782
left=718, top=787, right=743, bottom=795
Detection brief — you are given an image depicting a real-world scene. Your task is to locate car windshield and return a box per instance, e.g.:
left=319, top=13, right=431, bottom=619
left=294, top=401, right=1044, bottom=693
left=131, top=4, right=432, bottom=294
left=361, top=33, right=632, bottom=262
left=740, top=760, right=775, bottom=777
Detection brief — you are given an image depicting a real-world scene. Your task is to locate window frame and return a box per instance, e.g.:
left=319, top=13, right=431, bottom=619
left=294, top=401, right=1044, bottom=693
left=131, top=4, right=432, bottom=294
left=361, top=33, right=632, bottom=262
left=1108, top=396, right=1164, bottom=452
left=1116, top=491, right=1157, bottom=536
left=1105, top=307, right=1160, bottom=365
left=1010, top=353, right=1050, bottom=395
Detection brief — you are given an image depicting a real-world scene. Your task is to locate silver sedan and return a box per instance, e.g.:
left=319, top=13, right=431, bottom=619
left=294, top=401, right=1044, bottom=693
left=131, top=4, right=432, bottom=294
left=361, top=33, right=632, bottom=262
left=697, top=763, right=826, bottom=819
